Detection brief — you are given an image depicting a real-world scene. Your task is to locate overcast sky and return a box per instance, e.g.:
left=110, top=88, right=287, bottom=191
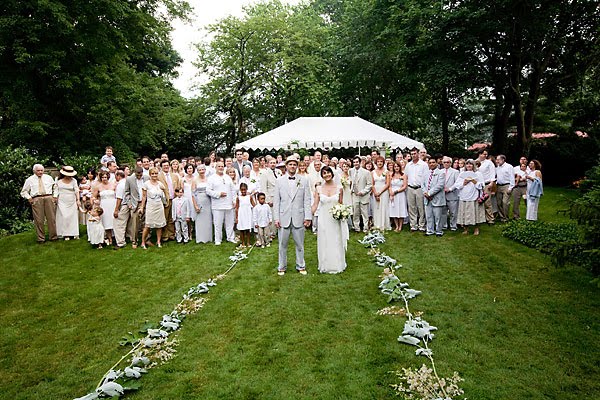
left=170, top=0, right=301, bottom=98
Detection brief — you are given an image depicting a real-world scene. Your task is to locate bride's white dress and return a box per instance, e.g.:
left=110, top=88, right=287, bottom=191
left=317, top=186, right=349, bottom=274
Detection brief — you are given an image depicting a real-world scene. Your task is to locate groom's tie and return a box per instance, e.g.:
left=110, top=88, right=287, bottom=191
left=288, top=177, right=296, bottom=180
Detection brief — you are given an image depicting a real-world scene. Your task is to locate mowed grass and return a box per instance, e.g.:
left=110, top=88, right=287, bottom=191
left=1, top=187, right=598, bottom=399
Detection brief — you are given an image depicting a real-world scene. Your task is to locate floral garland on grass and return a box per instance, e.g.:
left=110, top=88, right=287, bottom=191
left=359, top=231, right=465, bottom=400
left=74, top=248, right=252, bottom=400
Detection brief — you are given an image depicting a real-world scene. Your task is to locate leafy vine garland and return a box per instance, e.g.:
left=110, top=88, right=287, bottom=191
left=74, top=248, right=252, bottom=400
left=359, top=231, right=465, bottom=400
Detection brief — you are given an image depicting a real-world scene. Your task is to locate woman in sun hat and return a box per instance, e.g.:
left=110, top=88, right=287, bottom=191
left=56, top=166, right=81, bottom=240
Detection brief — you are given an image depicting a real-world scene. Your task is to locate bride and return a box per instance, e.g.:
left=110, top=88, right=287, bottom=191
left=312, top=166, right=349, bottom=274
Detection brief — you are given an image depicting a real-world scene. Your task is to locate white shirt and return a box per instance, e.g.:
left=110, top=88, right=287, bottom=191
left=253, top=203, right=272, bottom=227
left=206, top=173, right=237, bottom=210
left=115, top=179, right=126, bottom=200
left=514, top=167, right=528, bottom=185
left=478, top=159, right=496, bottom=183
left=495, top=162, right=515, bottom=190
left=405, top=160, right=428, bottom=187
left=21, top=174, right=57, bottom=199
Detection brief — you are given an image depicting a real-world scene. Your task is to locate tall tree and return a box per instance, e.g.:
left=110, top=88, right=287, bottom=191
left=194, top=0, right=341, bottom=153
left=0, top=0, right=190, bottom=159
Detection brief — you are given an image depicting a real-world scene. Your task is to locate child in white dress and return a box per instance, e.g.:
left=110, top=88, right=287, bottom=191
left=235, top=183, right=255, bottom=248
left=253, top=192, right=272, bottom=248
left=86, top=206, right=105, bottom=249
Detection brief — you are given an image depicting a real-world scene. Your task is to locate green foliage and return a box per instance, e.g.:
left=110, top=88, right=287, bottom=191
left=0, top=146, right=48, bottom=234
left=0, top=0, right=190, bottom=161
left=568, top=164, right=600, bottom=276
left=194, top=0, right=342, bottom=152
left=56, top=154, right=101, bottom=177
left=502, top=219, right=580, bottom=253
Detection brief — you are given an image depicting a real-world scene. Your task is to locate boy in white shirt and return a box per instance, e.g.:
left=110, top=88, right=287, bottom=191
left=253, top=192, right=272, bottom=248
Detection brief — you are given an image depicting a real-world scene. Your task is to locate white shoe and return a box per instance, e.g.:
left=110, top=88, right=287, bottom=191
left=215, top=242, right=221, bottom=246
left=277, top=270, right=285, bottom=276
left=298, top=269, right=307, bottom=275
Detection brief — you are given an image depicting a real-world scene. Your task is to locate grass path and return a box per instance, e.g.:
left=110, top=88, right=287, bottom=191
left=1, top=187, right=599, bottom=399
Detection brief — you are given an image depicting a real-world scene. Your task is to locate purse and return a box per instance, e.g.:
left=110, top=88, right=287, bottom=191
left=477, top=189, right=489, bottom=204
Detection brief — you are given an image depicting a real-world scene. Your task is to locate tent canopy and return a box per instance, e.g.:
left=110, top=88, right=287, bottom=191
left=235, top=117, right=424, bottom=151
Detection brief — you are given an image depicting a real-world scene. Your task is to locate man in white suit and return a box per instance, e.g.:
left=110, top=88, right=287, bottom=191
left=349, top=156, right=372, bottom=232
left=421, top=158, right=446, bottom=236
left=441, top=156, right=459, bottom=231
left=273, top=156, right=312, bottom=276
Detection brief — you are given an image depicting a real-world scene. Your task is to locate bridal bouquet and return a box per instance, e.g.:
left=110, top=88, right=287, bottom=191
left=330, top=203, right=352, bottom=220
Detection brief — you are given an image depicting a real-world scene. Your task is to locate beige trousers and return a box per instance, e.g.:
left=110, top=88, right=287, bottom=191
left=31, top=196, right=57, bottom=242
left=496, top=184, right=511, bottom=222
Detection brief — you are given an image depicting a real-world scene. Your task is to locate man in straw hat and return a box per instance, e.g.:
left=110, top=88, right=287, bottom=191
left=21, top=164, right=58, bottom=243
left=273, top=155, right=312, bottom=276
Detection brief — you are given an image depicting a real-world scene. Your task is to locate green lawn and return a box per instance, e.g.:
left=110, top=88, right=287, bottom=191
left=1, top=187, right=598, bottom=399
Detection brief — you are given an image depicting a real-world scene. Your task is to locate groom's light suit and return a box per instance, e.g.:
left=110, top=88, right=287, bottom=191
left=273, top=173, right=312, bottom=271
left=349, top=166, right=372, bottom=232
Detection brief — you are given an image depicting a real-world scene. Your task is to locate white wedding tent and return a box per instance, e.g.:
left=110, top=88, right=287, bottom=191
left=235, top=117, right=424, bottom=151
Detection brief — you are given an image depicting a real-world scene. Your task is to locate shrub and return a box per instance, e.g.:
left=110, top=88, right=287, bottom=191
left=0, top=146, right=48, bottom=235
left=55, top=154, right=102, bottom=177
left=502, top=219, right=581, bottom=253
left=568, top=164, right=600, bottom=278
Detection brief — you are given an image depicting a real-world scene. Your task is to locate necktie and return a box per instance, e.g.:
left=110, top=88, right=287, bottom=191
left=428, top=170, right=434, bottom=190
left=272, top=169, right=277, bottom=178
left=289, top=176, right=296, bottom=180
left=38, top=176, right=46, bottom=195
left=166, top=174, right=174, bottom=199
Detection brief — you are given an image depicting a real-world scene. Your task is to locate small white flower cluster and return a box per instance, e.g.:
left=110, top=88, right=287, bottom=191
left=329, top=203, right=352, bottom=220
left=376, top=306, right=406, bottom=316
left=392, top=364, right=464, bottom=400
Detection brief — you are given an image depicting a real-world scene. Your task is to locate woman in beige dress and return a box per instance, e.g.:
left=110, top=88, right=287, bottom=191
left=140, top=167, right=167, bottom=249
left=56, top=166, right=81, bottom=239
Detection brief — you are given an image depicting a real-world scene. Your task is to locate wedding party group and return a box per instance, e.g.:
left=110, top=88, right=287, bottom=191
left=20, top=145, right=543, bottom=275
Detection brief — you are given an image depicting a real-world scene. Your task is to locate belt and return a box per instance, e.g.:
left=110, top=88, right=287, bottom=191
left=33, top=194, right=52, bottom=198
left=408, top=185, right=420, bottom=189
left=497, top=183, right=509, bottom=186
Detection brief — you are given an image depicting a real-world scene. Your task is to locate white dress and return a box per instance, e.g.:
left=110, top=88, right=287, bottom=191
left=99, top=189, right=116, bottom=230
left=389, top=177, right=408, bottom=218
left=236, top=194, right=253, bottom=231
left=372, top=171, right=390, bottom=230
left=87, top=216, right=105, bottom=245
left=316, top=186, right=348, bottom=274
left=56, top=179, right=80, bottom=237
left=182, top=178, right=197, bottom=221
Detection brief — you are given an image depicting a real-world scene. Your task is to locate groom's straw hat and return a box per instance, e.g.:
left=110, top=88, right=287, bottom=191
left=284, top=155, right=299, bottom=165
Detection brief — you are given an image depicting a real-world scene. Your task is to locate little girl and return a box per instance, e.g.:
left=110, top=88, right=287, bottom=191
left=86, top=206, right=105, bottom=249
left=235, top=183, right=255, bottom=248
left=79, top=175, right=93, bottom=225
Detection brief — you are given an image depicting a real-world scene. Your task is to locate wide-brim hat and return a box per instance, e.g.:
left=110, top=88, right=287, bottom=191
left=60, top=166, right=77, bottom=177
left=284, top=155, right=299, bottom=165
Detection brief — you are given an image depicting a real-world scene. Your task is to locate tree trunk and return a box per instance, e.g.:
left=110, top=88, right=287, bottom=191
left=492, top=87, right=511, bottom=154
left=440, top=86, right=450, bottom=154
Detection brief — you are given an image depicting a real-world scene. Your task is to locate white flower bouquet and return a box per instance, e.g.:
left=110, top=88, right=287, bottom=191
left=330, top=203, right=352, bottom=220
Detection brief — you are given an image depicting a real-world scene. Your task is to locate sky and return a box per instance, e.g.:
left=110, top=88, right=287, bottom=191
left=170, top=0, right=301, bottom=98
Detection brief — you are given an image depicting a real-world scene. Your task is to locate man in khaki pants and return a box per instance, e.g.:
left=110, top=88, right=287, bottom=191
left=20, top=164, right=58, bottom=243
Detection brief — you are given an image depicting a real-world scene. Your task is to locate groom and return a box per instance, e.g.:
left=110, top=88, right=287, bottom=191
left=273, top=156, right=312, bottom=276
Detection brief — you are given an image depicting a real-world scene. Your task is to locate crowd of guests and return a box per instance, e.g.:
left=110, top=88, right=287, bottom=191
left=21, top=145, right=543, bottom=246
